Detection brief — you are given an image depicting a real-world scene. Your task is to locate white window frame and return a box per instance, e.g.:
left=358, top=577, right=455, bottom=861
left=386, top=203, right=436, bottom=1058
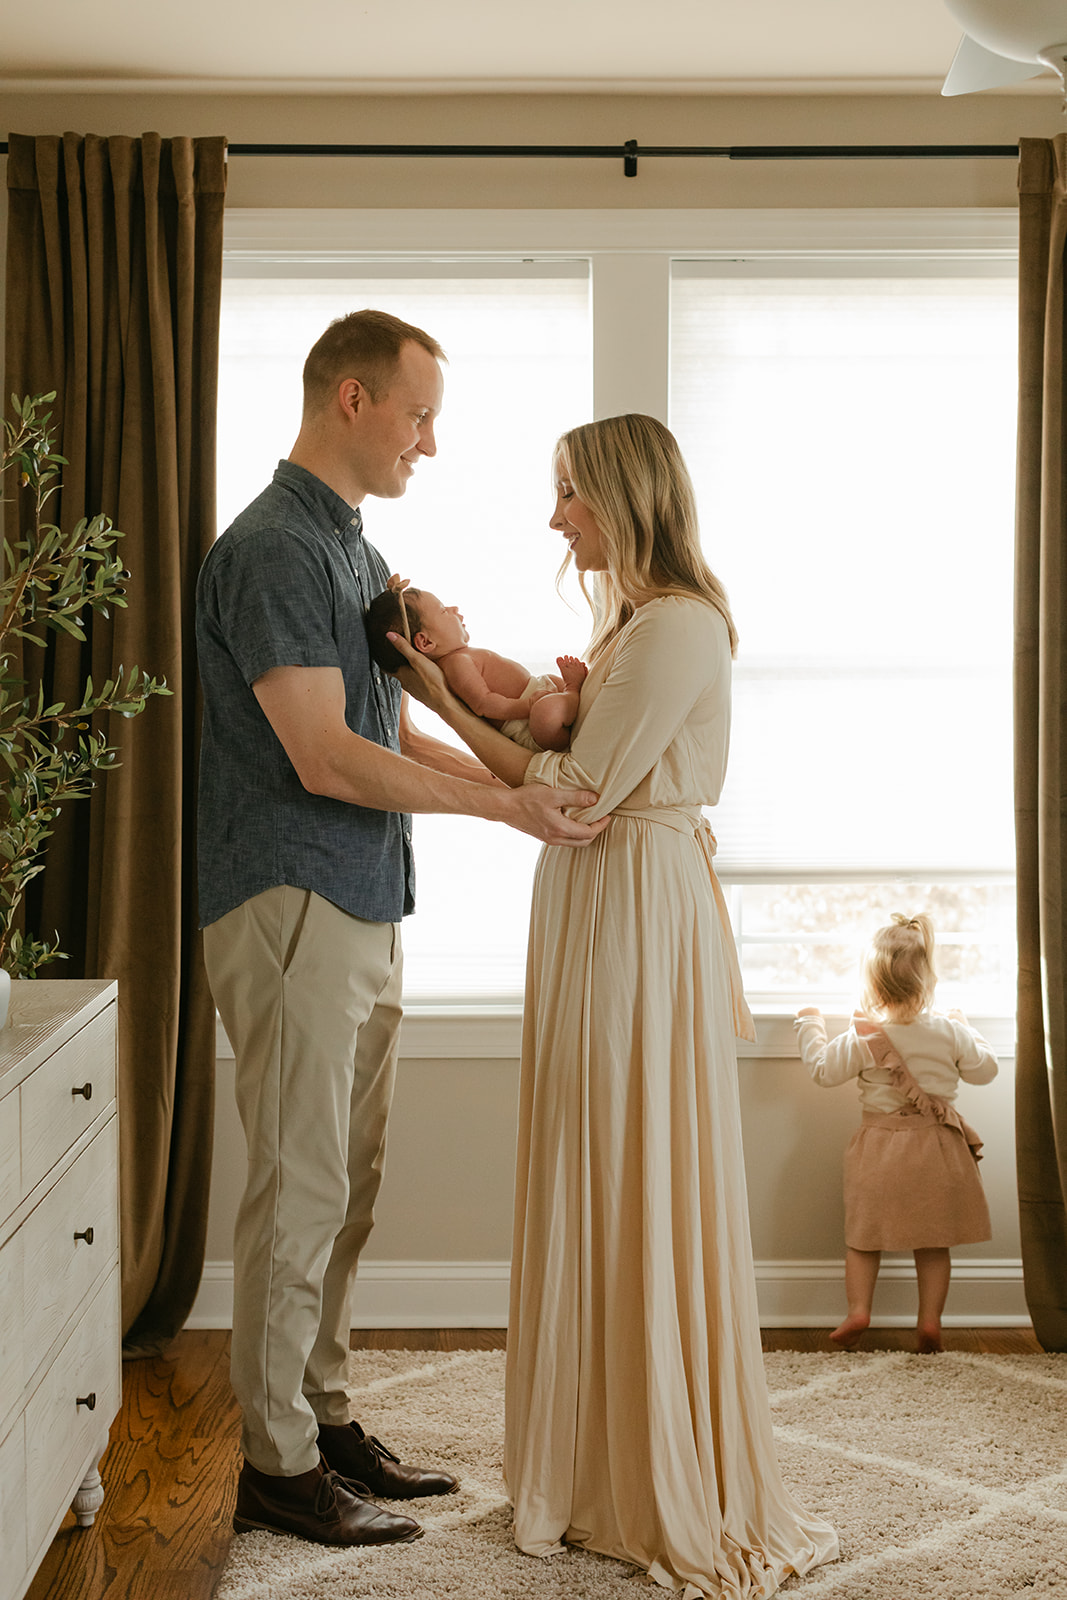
left=222, top=206, right=1018, bottom=1049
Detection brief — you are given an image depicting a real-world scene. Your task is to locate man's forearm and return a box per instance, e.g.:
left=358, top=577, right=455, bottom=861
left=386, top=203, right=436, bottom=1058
left=400, top=721, right=502, bottom=786
left=308, top=728, right=518, bottom=818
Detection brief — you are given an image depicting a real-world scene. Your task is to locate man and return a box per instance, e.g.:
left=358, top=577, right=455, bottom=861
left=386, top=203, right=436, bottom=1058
left=196, top=309, right=605, bottom=1547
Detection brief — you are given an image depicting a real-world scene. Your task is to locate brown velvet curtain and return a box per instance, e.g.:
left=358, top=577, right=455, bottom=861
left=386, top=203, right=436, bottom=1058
left=1015, top=134, right=1067, bottom=1352
left=3, top=132, right=227, bottom=1353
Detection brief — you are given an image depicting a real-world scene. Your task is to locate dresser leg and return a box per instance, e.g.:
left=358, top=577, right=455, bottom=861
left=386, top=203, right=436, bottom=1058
left=71, top=1455, right=105, bottom=1527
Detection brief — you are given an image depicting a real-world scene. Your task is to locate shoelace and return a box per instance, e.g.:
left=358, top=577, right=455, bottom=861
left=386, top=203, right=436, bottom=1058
left=315, top=1469, right=373, bottom=1518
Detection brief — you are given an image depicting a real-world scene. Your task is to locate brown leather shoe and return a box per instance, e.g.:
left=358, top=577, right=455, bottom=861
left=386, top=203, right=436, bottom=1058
left=318, top=1420, right=459, bottom=1498
left=232, top=1457, right=424, bottom=1543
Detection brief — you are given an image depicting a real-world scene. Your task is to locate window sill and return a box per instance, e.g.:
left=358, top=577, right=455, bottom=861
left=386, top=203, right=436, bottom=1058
left=217, top=1006, right=1016, bottom=1062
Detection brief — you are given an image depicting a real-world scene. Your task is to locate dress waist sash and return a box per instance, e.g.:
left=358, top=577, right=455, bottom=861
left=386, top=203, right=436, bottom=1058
left=611, top=804, right=755, bottom=1044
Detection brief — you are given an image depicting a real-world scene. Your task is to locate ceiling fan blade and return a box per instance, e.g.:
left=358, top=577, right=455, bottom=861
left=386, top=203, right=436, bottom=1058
left=941, top=33, right=1045, bottom=95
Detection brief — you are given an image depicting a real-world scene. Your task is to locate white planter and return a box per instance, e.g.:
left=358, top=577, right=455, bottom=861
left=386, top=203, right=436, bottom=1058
left=0, top=968, right=10, bottom=1029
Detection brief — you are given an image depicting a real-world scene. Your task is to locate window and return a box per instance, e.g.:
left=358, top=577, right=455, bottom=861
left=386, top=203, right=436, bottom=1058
left=218, top=211, right=1017, bottom=1014
left=670, top=263, right=1017, bottom=1011
left=218, top=261, right=592, bottom=999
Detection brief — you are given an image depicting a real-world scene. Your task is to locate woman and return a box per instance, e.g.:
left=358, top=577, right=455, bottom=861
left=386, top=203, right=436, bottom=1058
left=393, top=415, right=837, bottom=1597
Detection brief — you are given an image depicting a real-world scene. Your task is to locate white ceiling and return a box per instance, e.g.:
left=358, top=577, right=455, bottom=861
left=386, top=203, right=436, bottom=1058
left=0, top=0, right=1057, bottom=95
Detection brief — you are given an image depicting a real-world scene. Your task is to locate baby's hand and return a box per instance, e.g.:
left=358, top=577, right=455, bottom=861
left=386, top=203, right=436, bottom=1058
left=796, top=1006, right=822, bottom=1018
left=947, top=1007, right=970, bottom=1025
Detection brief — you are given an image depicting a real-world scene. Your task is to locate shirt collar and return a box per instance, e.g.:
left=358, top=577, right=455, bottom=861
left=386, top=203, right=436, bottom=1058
left=272, top=459, right=364, bottom=541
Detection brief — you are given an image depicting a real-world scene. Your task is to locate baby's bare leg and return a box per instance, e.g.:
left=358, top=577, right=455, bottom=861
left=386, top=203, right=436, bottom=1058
left=528, top=691, right=581, bottom=753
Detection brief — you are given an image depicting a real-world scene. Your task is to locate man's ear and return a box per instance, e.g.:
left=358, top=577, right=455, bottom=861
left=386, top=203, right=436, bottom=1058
left=338, top=377, right=369, bottom=418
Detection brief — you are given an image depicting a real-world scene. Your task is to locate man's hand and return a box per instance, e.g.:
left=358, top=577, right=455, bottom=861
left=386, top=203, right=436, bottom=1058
left=503, top=783, right=609, bottom=846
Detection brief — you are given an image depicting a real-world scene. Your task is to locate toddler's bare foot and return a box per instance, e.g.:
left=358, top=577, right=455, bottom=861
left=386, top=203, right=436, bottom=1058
left=556, top=655, right=588, bottom=692
left=829, top=1313, right=869, bottom=1350
left=916, top=1324, right=944, bottom=1354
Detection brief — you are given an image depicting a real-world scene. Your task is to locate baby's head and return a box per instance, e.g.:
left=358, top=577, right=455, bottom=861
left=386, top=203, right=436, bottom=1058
left=861, top=913, right=937, bottom=1021
left=365, top=585, right=468, bottom=673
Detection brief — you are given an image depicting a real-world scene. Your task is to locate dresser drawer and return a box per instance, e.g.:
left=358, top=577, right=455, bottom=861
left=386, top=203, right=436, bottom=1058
left=0, top=1414, right=27, bottom=1600
left=22, top=1116, right=118, bottom=1386
left=24, top=1264, right=121, bottom=1561
left=20, top=1007, right=116, bottom=1197
left=0, top=1088, right=17, bottom=1228
left=0, top=1225, right=23, bottom=1436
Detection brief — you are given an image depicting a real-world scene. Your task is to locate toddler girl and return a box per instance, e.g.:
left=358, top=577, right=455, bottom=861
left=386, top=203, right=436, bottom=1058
left=794, top=913, right=998, bottom=1353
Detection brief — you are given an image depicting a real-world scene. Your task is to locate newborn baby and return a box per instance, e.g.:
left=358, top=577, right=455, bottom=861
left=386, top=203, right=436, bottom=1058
left=365, top=578, right=586, bottom=752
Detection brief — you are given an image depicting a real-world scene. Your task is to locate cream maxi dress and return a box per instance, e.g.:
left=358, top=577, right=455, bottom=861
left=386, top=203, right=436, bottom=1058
left=504, top=596, right=838, bottom=1599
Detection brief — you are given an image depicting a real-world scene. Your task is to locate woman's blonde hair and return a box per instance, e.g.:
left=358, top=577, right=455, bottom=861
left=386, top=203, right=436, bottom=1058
left=553, top=414, right=738, bottom=664
left=861, top=913, right=937, bottom=1021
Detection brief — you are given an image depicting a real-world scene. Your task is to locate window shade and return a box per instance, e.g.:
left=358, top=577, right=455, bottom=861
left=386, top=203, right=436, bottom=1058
left=669, top=268, right=1017, bottom=880
left=218, top=267, right=593, bottom=999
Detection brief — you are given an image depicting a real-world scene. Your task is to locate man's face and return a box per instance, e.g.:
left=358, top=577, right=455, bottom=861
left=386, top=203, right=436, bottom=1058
left=353, top=341, right=444, bottom=501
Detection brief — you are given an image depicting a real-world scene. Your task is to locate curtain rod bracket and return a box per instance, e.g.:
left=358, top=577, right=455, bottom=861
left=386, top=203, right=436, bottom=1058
left=624, top=139, right=638, bottom=177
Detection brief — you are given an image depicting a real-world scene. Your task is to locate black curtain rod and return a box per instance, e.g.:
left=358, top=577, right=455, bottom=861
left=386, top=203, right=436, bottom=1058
left=226, top=140, right=1021, bottom=177
left=1, top=138, right=1021, bottom=177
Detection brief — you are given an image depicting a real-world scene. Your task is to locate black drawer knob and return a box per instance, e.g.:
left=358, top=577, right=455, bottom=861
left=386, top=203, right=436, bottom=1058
left=73, top=1227, right=95, bottom=1245
left=71, top=1083, right=93, bottom=1101
left=76, top=1393, right=97, bottom=1411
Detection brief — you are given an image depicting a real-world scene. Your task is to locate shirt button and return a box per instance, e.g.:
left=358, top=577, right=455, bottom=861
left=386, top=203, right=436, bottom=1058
left=374, top=671, right=382, bottom=686
left=404, top=828, right=412, bottom=843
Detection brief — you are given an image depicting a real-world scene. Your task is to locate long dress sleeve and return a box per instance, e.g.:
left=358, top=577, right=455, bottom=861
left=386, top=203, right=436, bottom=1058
left=523, top=596, right=730, bottom=821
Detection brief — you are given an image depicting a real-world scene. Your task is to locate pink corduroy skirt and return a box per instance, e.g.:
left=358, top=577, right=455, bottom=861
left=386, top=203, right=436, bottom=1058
left=843, top=1106, right=991, bottom=1252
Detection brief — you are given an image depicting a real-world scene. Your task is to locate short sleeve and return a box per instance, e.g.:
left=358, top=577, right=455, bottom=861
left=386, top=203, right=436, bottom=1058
left=204, top=527, right=343, bottom=686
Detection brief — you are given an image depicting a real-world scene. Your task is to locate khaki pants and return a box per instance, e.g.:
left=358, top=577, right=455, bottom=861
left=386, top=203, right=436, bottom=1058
left=203, top=886, right=403, bottom=1475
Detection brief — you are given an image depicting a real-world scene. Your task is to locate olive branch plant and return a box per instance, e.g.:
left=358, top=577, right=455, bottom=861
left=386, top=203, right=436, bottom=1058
left=0, top=392, right=171, bottom=977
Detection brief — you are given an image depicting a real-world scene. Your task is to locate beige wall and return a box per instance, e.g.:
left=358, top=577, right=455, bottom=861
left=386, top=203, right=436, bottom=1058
left=1, top=86, right=1063, bottom=212
left=204, top=1028, right=1021, bottom=1268
left=199, top=1019, right=1022, bottom=1328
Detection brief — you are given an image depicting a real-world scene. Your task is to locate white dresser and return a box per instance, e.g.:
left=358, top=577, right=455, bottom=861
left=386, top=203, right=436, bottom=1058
left=0, top=980, right=121, bottom=1600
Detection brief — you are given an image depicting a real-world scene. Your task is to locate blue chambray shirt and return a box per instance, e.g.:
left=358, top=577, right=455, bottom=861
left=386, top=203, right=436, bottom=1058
left=195, top=460, right=414, bottom=929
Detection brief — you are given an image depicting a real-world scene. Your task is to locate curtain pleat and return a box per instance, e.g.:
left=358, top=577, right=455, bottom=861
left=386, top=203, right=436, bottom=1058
left=1015, top=134, right=1067, bottom=1351
left=3, top=131, right=227, bottom=1352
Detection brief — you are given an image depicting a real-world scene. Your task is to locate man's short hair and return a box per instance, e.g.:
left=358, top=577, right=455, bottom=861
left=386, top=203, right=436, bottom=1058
left=365, top=585, right=426, bottom=674
left=302, top=309, right=445, bottom=414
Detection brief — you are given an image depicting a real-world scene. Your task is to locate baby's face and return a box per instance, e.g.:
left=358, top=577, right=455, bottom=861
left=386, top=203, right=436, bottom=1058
left=414, top=591, right=469, bottom=656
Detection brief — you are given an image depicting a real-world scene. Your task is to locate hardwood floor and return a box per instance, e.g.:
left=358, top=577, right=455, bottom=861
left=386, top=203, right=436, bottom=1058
left=25, top=1324, right=1042, bottom=1600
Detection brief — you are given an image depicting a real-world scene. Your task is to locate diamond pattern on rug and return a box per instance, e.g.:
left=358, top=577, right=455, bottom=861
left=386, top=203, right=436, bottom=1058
left=214, top=1349, right=1067, bottom=1600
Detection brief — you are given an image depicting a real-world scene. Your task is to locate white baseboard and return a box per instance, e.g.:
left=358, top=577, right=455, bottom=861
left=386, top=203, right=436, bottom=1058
left=185, top=1257, right=1030, bottom=1331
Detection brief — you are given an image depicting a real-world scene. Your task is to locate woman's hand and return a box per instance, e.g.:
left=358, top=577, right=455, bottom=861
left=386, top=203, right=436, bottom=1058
left=387, top=629, right=453, bottom=717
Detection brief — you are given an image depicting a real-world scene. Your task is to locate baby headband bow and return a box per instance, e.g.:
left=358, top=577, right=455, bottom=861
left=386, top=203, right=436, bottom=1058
left=386, top=573, right=412, bottom=643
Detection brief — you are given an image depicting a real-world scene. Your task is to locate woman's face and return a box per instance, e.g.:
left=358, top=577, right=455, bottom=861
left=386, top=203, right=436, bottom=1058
left=551, top=474, right=606, bottom=573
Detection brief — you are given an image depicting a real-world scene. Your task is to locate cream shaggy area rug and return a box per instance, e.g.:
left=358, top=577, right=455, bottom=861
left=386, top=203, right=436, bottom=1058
left=216, top=1349, right=1067, bottom=1599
